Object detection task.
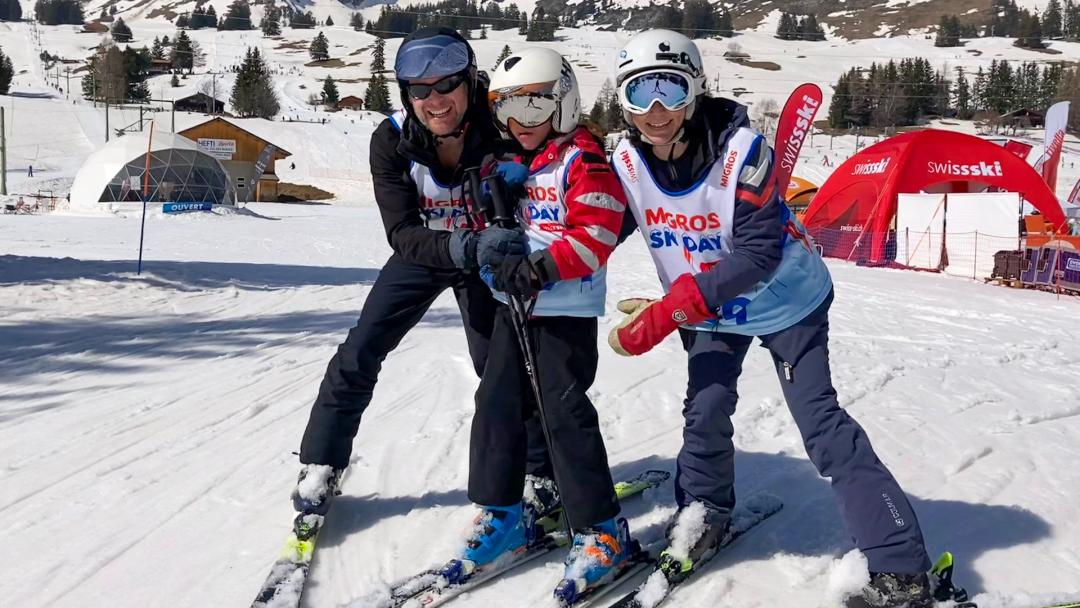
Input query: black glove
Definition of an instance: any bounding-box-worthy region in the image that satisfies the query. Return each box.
[448,229,477,271]
[487,254,540,299]
[476,226,528,269]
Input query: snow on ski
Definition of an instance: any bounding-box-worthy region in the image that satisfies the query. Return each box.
[352,470,670,608]
[604,493,784,608]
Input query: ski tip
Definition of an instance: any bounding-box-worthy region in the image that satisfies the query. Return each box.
[553,577,584,606]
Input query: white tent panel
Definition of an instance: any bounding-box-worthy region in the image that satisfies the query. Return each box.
[896,193,945,270]
[943,192,1022,279]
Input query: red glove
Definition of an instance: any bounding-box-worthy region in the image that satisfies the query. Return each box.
[608,274,713,356]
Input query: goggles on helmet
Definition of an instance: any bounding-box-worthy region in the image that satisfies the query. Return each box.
[620,69,693,115]
[489,81,559,129]
[394,34,472,81]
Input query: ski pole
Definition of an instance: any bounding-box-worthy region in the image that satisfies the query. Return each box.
[484,172,566,528]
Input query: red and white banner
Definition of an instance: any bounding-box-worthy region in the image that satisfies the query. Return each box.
[1003,139,1033,161]
[1068,176,1080,207]
[774,83,823,189]
[1041,101,1070,192]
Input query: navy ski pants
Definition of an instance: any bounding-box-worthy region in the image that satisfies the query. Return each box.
[676,290,931,574]
[299,254,552,476]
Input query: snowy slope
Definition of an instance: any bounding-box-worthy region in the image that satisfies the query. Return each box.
[1,203,1079,608]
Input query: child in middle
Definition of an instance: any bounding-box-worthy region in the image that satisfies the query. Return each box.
[441,47,633,604]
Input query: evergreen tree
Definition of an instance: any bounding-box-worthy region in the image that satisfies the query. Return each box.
[1065,0,1080,39]
[953,67,973,119]
[0,0,23,21]
[776,12,796,40]
[527,6,555,41]
[656,0,681,30]
[372,36,386,71]
[1015,11,1045,48]
[170,73,180,87]
[151,37,165,60]
[518,14,528,36]
[494,44,511,69]
[231,47,280,118]
[175,13,189,28]
[682,0,717,39]
[34,0,84,25]
[261,2,281,36]
[364,73,392,112]
[98,7,107,21]
[220,0,251,30]
[972,65,988,110]
[604,84,623,132]
[291,10,316,28]
[588,83,608,126]
[206,5,218,28]
[322,74,340,107]
[0,47,12,95]
[1044,0,1064,38]
[350,12,363,30]
[326,15,334,26]
[111,17,133,42]
[310,31,330,61]
[935,15,962,47]
[171,30,195,74]
[717,6,733,37]
[1056,65,1080,131]
[122,46,152,102]
[828,72,851,127]
[798,13,826,41]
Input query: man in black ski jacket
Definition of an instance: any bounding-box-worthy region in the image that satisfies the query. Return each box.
[293,28,554,514]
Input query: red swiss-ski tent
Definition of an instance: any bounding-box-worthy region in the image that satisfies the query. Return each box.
[802,129,1068,264]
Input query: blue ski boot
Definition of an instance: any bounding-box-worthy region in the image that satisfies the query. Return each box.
[291,464,343,515]
[553,517,634,605]
[440,502,536,585]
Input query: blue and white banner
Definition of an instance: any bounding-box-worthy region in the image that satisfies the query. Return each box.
[163,202,213,213]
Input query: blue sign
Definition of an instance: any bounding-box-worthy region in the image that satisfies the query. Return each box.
[163,202,213,213]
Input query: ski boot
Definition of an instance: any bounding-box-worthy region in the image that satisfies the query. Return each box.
[656,501,732,584]
[440,502,537,585]
[553,517,634,605]
[845,572,936,608]
[291,464,343,516]
[524,474,563,534]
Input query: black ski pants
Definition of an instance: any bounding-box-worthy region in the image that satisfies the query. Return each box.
[469,305,619,530]
[300,254,553,476]
[676,290,931,574]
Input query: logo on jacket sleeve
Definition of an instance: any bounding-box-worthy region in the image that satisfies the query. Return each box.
[719,150,739,187]
[619,149,639,183]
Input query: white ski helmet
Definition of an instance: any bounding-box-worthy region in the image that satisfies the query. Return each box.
[614,29,707,121]
[488,47,581,137]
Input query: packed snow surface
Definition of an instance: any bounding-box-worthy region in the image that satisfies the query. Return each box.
[2,203,1079,607]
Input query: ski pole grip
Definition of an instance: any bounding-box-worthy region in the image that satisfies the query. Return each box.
[483,174,517,229]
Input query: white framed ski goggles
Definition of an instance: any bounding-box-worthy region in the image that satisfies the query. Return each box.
[620,69,693,115]
[489,81,558,128]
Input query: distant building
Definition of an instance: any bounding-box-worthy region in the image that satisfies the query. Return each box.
[337,95,364,111]
[150,58,173,75]
[179,117,292,202]
[175,92,226,115]
[997,108,1045,129]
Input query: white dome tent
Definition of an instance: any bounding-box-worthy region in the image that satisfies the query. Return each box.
[69,130,234,211]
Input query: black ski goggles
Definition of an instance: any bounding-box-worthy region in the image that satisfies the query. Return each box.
[405,73,467,100]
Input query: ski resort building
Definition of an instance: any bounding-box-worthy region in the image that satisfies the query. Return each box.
[178,118,292,203]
